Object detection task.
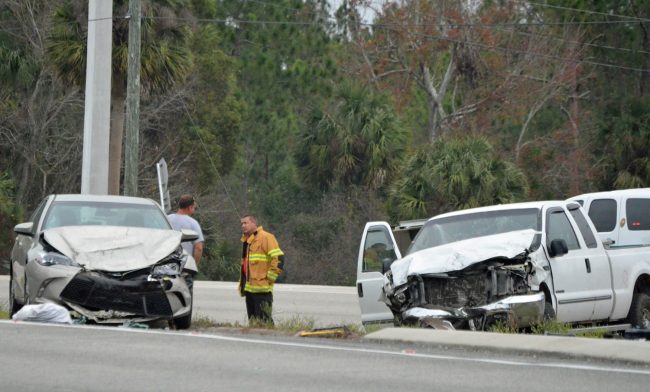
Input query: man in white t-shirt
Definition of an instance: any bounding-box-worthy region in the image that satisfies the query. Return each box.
[167,194,204,264]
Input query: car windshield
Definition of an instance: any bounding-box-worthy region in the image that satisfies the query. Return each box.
[42,201,171,230]
[407,208,541,254]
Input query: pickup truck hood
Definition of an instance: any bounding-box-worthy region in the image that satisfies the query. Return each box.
[43,226,181,271]
[389,229,537,286]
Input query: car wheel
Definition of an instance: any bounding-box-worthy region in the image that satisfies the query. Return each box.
[9,266,23,316]
[627,292,650,329]
[173,300,192,330]
[173,280,193,330]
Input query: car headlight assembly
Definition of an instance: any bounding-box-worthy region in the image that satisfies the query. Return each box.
[151,262,181,277]
[35,252,80,267]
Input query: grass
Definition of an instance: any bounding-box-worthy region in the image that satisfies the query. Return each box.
[489,318,608,339]
[189,312,367,338]
[0,301,9,320]
[530,319,572,335]
[488,320,520,334]
[2,304,610,340]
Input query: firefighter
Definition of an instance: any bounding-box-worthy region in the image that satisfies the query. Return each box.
[239,214,284,325]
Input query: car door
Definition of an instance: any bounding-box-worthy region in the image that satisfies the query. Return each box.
[11,197,49,303]
[545,207,596,323]
[357,222,401,324]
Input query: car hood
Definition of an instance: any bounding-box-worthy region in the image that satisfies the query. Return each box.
[43,226,182,271]
[389,229,537,286]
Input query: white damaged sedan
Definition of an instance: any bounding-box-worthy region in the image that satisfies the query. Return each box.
[9,194,198,328]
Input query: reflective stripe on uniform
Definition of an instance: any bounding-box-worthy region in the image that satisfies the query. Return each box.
[249,253,268,262]
[244,284,273,293]
[268,248,284,257]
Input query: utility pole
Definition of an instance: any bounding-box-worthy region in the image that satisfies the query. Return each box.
[124,0,141,196]
[81,0,113,195]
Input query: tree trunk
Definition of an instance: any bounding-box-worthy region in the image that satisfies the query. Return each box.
[16,161,30,206]
[109,82,126,195]
[641,21,650,96]
[569,63,580,196]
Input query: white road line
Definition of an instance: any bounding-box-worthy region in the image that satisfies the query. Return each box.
[3,320,649,376]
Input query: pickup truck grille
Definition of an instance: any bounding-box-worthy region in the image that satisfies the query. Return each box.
[420,269,528,308]
[422,274,487,308]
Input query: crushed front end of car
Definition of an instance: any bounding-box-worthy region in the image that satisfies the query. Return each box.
[383,230,545,330]
[26,226,195,326]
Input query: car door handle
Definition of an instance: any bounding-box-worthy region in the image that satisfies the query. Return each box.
[357,283,364,298]
[585,258,591,273]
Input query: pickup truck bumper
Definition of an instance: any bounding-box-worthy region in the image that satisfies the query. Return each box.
[401,292,546,330]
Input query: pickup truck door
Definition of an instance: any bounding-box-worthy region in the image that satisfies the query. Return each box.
[356,222,401,324]
[546,207,598,322]
[567,205,615,320]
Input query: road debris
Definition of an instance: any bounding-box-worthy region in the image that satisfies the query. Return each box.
[298,326,351,338]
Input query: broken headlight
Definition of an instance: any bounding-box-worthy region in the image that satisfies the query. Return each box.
[151,262,181,277]
[35,251,80,267]
[150,246,186,279]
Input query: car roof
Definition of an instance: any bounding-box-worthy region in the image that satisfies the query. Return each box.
[429,200,568,221]
[51,194,158,205]
[569,188,650,200]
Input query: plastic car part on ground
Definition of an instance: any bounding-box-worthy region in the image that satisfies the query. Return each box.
[12,303,72,324]
[298,326,351,338]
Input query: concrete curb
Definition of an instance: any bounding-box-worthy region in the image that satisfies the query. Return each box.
[363,327,650,365]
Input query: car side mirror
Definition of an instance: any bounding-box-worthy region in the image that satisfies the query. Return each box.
[14,222,34,237]
[180,229,199,242]
[549,239,568,257]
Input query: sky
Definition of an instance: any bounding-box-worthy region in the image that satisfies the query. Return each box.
[329,0,381,23]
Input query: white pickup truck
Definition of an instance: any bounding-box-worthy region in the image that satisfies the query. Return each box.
[357,197,650,330]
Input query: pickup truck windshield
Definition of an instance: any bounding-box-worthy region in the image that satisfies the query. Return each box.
[408,208,541,254]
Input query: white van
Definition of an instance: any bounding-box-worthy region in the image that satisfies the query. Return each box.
[569,188,650,247]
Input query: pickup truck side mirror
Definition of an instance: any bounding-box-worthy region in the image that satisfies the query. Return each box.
[549,239,568,258]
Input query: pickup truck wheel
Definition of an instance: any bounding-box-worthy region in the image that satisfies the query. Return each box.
[543,301,556,321]
[627,293,650,329]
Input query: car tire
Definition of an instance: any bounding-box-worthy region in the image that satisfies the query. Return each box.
[626,292,650,329]
[173,302,192,330]
[173,281,193,330]
[9,267,23,316]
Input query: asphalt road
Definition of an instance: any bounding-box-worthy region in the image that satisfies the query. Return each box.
[0,275,362,327]
[1,321,649,392]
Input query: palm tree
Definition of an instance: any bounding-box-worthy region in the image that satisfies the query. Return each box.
[390,136,529,219]
[46,0,192,194]
[295,83,407,191]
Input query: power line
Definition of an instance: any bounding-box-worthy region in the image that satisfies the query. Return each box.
[400,26,649,73]
[4,8,649,73]
[476,24,650,57]
[524,1,650,23]
[178,102,242,220]
[140,15,650,73]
